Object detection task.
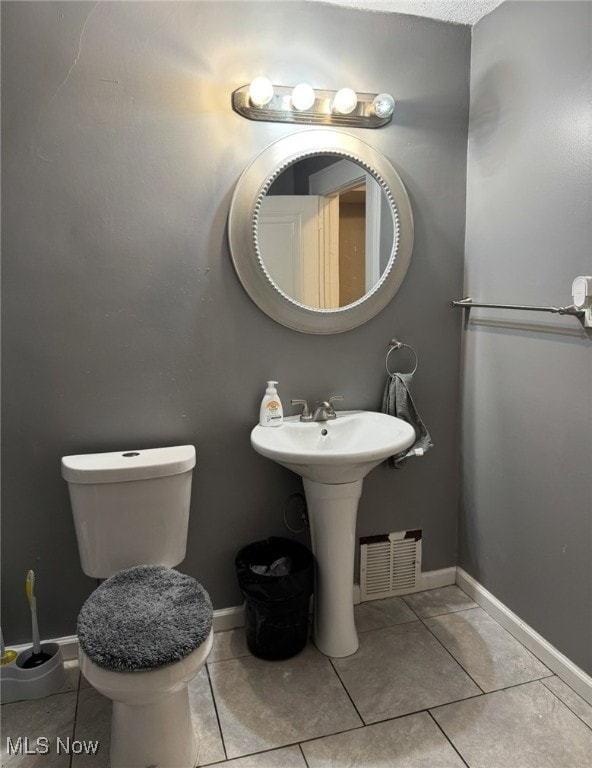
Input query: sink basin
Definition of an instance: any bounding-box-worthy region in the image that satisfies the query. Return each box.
[251,410,416,484]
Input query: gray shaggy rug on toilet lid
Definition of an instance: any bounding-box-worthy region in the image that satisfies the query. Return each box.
[77,565,213,672]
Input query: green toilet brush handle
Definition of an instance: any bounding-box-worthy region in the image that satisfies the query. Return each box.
[26,570,41,654]
[22,570,53,669]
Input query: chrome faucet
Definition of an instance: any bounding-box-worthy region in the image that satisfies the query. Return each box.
[291,396,344,422]
[312,396,344,422]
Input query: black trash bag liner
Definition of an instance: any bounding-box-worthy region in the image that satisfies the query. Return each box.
[249,555,291,577]
[235,537,314,660]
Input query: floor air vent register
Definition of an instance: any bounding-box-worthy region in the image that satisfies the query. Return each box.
[360,529,422,600]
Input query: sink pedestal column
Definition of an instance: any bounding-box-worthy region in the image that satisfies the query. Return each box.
[303,478,363,658]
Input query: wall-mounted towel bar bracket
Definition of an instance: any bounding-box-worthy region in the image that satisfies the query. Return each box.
[452,298,590,329]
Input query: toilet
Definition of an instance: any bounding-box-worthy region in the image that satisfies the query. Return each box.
[61,445,213,768]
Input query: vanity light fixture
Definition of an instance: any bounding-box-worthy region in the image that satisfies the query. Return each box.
[233,81,395,128]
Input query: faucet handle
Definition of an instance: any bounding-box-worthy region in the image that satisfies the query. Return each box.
[328,395,345,409]
[291,399,312,422]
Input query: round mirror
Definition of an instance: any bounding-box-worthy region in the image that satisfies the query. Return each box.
[228,130,413,334]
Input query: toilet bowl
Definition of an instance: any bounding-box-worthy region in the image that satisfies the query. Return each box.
[76,563,213,768]
[79,630,214,768]
[61,445,213,768]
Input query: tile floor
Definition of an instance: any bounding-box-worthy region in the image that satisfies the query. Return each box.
[2,585,592,767]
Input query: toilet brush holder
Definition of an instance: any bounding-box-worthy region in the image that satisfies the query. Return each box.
[0,642,65,704]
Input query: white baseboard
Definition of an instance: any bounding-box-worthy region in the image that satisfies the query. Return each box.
[212,605,245,632]
[417,566,457,592]
[456,567,592,706]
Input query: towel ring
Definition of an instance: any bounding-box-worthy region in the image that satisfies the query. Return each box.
[385,339,418,377]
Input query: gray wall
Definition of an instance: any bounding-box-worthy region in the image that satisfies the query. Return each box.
[461,1,592,674]
[1,1,470,642]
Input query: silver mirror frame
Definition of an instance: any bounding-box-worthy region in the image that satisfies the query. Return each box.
[228,130,414,334]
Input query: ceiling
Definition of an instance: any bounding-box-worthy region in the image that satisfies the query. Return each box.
[311,0,505,25]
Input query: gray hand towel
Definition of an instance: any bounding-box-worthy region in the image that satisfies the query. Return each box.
[382,372,433,468]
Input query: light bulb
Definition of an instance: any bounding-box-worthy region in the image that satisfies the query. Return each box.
[372,92,395,119]
[291,83,316,111]
[248,77,274,107]
[332,87,358,115]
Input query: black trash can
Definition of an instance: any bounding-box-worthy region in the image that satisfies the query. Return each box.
[235,537,314,660]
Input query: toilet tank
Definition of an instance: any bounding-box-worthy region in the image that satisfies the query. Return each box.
[61,445,196,578]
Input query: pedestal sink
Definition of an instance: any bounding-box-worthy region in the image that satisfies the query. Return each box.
[251,411,415,658]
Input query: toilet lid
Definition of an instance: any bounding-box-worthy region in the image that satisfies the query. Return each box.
[77,565,213,672]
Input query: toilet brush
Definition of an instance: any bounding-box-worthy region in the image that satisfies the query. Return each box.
[22,571,53,668]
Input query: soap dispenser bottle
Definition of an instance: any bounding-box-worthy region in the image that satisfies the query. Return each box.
[259,381,284,427]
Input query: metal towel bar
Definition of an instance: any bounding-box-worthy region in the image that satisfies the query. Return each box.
[452,297,585,324]
[452,297,582,315]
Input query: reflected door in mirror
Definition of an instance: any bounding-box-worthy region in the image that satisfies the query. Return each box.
[259,196,339,308]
